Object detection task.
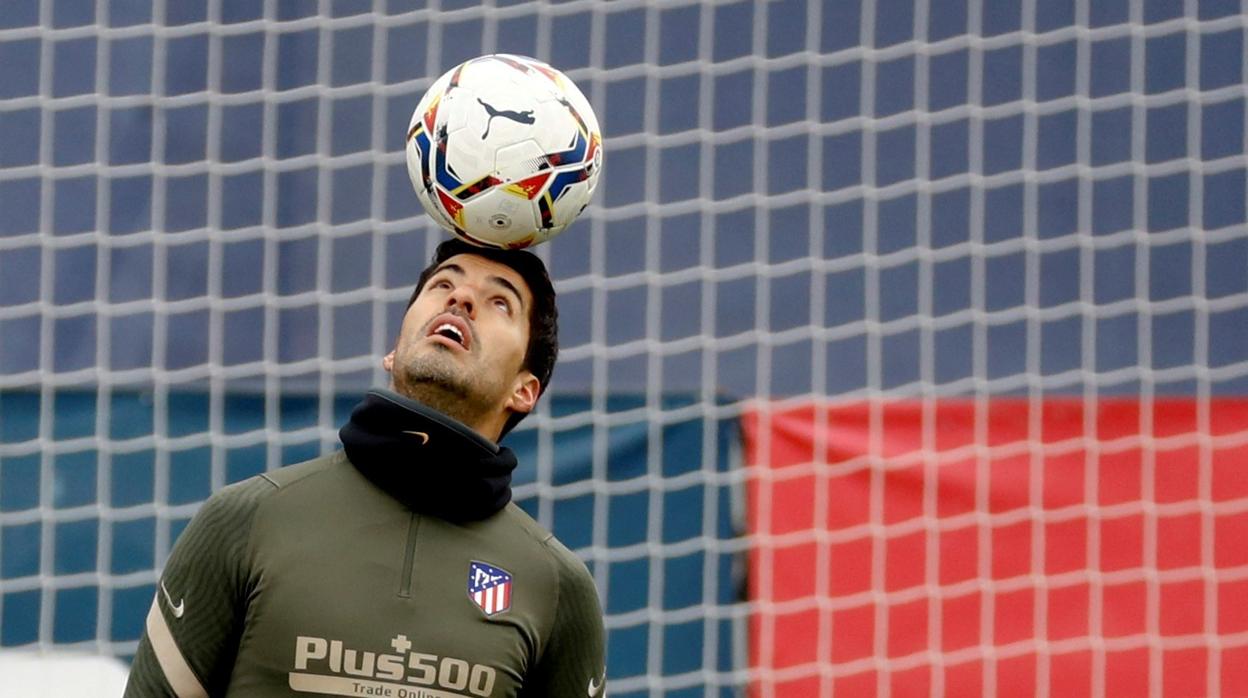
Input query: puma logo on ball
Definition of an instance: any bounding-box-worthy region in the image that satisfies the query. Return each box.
[478,98,536,139]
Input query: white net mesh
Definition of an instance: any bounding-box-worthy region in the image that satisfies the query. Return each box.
[2,1,1247,697]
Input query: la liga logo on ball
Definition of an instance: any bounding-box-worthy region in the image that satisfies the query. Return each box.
[405,54,603,250]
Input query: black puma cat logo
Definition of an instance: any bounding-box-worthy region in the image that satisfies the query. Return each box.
[478,98,536,138]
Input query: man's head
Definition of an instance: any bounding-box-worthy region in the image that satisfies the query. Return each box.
[382,239,558,441]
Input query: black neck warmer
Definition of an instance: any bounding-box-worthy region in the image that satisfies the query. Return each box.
[338,389,517,522]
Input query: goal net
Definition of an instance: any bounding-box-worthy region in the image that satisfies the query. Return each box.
[1,2,1247,697]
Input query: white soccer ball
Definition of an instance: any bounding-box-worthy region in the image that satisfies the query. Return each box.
[405,54,603,250]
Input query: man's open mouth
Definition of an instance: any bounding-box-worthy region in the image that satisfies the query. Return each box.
[427,314,471,350]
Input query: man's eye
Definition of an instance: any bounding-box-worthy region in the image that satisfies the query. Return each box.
[434,280,452,290]
[493,298,510,313]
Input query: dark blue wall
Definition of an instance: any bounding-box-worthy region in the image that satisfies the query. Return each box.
[2,1,1245,398]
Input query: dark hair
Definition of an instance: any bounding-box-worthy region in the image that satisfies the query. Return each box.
[408,238,558,438]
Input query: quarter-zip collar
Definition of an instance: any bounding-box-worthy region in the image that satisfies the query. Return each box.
[338,389,517,521]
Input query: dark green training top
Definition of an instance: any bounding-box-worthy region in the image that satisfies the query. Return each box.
[125,390,606,698]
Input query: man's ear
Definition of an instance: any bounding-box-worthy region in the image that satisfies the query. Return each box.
[506,371,541,415]
[382,350,395,374]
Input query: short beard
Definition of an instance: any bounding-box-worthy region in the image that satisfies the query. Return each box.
[392,351,494,427]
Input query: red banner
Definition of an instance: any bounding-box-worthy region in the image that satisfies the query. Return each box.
[743,398,1248,697]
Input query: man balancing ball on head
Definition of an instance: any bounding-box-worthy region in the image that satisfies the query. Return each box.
[125,239,606,698]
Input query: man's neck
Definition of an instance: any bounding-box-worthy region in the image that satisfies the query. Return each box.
[391,383,503,443]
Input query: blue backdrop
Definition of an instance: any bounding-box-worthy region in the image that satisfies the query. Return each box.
[1,1,1245,396]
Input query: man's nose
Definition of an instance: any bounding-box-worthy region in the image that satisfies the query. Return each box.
[445,285,476,316]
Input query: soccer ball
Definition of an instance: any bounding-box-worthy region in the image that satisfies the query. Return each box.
[405,54,603,250]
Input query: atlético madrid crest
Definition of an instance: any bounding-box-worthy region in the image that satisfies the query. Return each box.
[467,561,512,616]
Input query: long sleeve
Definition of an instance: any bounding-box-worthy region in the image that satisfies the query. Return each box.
[519,547,607,698]
[124,477,273,697]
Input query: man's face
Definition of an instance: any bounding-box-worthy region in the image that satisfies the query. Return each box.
[383,253,539,436]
